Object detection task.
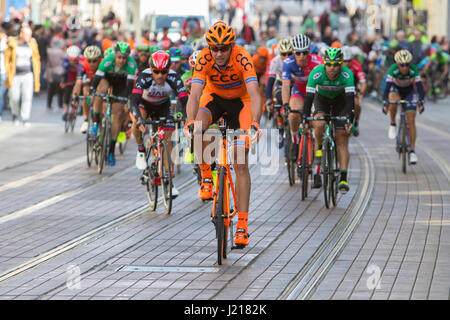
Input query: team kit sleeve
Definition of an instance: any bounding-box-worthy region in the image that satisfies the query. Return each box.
[342,68,356,121]
[125,57,138,96]
[383,64,396,101]
[129,71,149,125]
[239,48,258,86]
[265,58,279,99]
[302,67,321,118]
[191,49,209,87]
[91,56,110,90]
[168,73,189,108]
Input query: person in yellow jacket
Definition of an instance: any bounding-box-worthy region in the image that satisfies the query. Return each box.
[4,25,40,126]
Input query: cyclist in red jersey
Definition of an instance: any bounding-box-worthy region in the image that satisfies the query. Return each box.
[342,46,366,136]
[281,34,323,145]
[72,46,102,134]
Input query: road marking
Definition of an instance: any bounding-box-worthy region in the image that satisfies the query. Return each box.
[0,156,85,193]
[118,265,221,273]
[0,164,134,226]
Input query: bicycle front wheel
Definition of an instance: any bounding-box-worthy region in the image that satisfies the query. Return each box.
[330,144,338,207]
[145,145,158,211]
[214,166,227,265]
[322,140,330,209]
[97,120,110,174]
[400,120,407,174]
[160,139,173,215]
[86,111,95,167]
[300,133,309,200]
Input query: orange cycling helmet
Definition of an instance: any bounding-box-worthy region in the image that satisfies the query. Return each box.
[205,20,236,46]
[331,41,342,48]
[257,46,269,58]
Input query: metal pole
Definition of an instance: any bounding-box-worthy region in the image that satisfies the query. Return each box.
[135,0,141,43]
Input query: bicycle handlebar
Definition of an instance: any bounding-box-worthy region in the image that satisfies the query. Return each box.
[305,115,349,122]
[143,117,182,125]
[93,93,129,104]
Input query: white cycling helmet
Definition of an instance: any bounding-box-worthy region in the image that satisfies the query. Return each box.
[291,34,310,52]
[342,46,353,61]
[67,45,81,59]
[189,50,201,68]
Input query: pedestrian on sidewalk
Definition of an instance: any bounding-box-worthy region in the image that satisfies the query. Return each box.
[4,25,41,126]
[45,37,65,111]
[0,28,7,123]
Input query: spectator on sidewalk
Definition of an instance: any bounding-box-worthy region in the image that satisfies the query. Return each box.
[329,5,340,31]
[240,15,255,44]
[301,11,316,35]
[318,10,330,38]
[265,13,277,30]
[45,37,65,111]
[4,25,40,126]
[0,28,6,123]
[273,5,284,29]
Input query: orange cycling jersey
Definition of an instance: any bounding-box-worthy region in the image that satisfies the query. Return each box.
[191,45,258,100]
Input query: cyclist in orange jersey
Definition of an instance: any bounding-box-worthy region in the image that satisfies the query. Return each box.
[184,20,263,248]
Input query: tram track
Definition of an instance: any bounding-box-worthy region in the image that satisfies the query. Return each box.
[277,138,375,299]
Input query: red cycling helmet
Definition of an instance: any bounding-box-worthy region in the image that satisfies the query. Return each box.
[149,50,171,70]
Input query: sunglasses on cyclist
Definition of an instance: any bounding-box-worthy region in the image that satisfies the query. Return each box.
[294,51,309,56]
[281,52,292,57]
[210,45,231,53]
[116,55,128,60]
[152,69,168,75]
[325,61,342,67]
[87,59,99,63]
[399,63,410,67]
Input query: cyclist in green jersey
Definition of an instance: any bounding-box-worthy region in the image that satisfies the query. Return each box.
[91,42,137,166]
[302,48,355,193]
[382,49,425,165]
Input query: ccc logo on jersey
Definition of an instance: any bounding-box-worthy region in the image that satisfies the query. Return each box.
[195,53,213,72]
[235,53,253,71]
[210,74,240,83]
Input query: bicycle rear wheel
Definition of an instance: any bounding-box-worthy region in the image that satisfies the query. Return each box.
[400,120,407,174]
[86,111,95,167]
[160,139,173,215]
[287,141,297,186]
[144,145,158,211]
[300,134,309,200]
[97,120,110,174]
[214,166,227,265]
[330,144,338,207]
[322,140,330,209]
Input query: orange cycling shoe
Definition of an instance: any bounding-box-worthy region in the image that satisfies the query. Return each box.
[199,178,213,200]
[234,212,250,248]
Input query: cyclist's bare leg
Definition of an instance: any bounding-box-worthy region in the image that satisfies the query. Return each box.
[288,97,304,142]
[82,84,90,119]
[194,109,213,169]
[111,102,125,142]
[335,129,350,171]
[312,113,326,151]
[405,111,416,150]
[388,92,399,124]
[233,147,250,213]
[354,96,361,123]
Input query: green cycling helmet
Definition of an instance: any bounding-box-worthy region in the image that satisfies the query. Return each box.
[389,39,399,49]
[104,47,114,57]
[324,47,343,62]
[114,42,131,56]
[150,46,160,54]
[136,44,150,52]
